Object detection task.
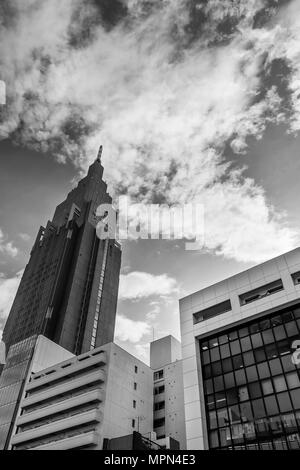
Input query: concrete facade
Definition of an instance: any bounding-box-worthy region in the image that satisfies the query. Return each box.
[179,247,300,449]
[8,335,189,450]
[151,335,187,449]
[9,340,153,450]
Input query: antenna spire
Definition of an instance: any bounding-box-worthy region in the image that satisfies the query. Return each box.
[96,145,103,162]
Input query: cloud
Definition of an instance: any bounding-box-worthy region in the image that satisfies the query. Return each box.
[114,313,151,343]
[119,271,179,300]
[134,343,150,364]
[19,233,31,242]
[0,0,299,262]
[0,270,23,326]
[0,229,18,258]
[146,301,161,321]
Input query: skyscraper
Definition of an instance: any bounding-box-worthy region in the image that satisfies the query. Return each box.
[3,146,121,356]
[0,147,121,449]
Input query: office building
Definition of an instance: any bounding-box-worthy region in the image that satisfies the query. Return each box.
[150,335,187,449]
[179,247,300,450]
[9,339,153,450]
[6,335,187,450]
[3,146,121,356]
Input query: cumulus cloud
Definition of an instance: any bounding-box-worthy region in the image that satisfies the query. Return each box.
[114,313,151,343]
[0,0,299,262]
[0,229,18,258]
[146,301,161,321]
[134,343,150,364]
[0,270,23,325]
[119,271,179,300]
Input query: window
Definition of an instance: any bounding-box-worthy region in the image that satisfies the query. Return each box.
[154,370,164,381]
[209,411,218,429]
[220,343,231,359]
[269,359,282,376]
[132,419,135,428]
[154,401,165,411]
[273,325,286,341]
[211,362,222,376]
[222,358,233,374]
[248,382,261,399]
[230,340,241,356]
[264,395,279,416]
[134,382,137,391]
[240,336,251,352]
[210,347,220,362]
[154,385,165,395]
[134,366,138,374]
[243,351,255,367]
[277,392,292,413]
[251,333,263,349]
[194,299,232,324]
[239,279,284,306]
[253,347,266,363]
[290,389,300,409]
[291,271,300,285]
[153,417,165,428]
[261,379,273,395]
[209,430,219,448]
[133,400,136,409]
[217,408,228,426]
[200,305,300,449]
[273,376,287,393]
[286,372,300,389]
[285,321,298,337]
[224,372,235,389]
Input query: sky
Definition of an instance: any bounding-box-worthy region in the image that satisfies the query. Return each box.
[0,0,300,363]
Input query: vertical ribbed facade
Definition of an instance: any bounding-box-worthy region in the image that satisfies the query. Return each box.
[3,153,121,356]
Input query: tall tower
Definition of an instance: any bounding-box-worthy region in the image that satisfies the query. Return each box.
[0,147,121,449]
[2,147,121,356]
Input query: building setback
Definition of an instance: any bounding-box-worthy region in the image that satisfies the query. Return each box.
[179,247,300,450]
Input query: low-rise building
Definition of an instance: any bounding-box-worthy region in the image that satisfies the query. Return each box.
[9,340,153,450]
[151,335,187,449]
[179,247,300,450]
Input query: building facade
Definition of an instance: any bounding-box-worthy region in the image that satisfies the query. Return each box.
[150,335,187,449]
[179,247,300,450]
[6,335,188,450]
[8,340,153,450]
